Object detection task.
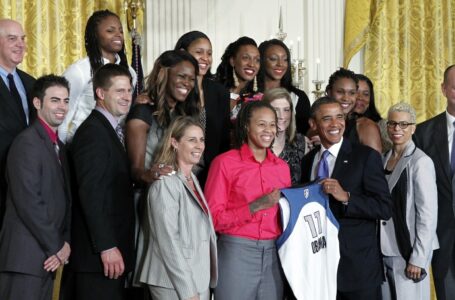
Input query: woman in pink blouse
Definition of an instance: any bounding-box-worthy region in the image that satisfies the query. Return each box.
[205,101,291,300]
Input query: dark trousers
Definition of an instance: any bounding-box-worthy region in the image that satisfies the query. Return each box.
[337,285,382,300]
[0,271,53,300]
[73,272,127,300]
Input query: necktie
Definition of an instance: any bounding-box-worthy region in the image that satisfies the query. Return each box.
[115,124,125,147]
[54,142,61,165]
[317,150,330,179]
[7,73,27,124]
[451,121,455,175]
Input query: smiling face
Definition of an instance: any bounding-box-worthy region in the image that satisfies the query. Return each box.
[387,111,415,147]
[173,125,205,168]
[270,97,291,132]
[247,107,277,151]
[96,15,124,58]
[309,103,345,149]
[96,75,132,118]
[186,37,212,77]
[34,85,69,131]
[166,60,196,108]
[328,77,358,115]
[0,20,26,72]
[230,44,260,82]
[264,45,288,82]
[354,80,371,115]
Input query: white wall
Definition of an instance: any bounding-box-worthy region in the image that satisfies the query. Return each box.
[144,0,363,101]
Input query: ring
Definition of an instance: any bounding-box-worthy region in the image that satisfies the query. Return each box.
[158,163,164,169]
[64,260,69,265]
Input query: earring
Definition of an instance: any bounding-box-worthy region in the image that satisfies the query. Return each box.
[173,147,177,153]
[233,70,239,88]
[253,76,258,92]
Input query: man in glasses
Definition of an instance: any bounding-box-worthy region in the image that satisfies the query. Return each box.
[414,64,455,300]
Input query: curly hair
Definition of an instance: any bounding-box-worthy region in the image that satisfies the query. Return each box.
[85,10,129,75]
[144,50,200,127]
[234,101,277,149]
[215,36,258,94]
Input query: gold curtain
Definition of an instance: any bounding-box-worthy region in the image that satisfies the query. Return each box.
[0,0,137,77]
[363,0,455,123]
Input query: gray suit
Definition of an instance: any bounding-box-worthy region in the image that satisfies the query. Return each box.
[137,172,217,299]
[380,140,439,299]
[0,121,71,299]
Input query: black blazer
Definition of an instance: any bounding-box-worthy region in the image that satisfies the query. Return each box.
[197,77,230,188]
[0,121,71,277]
[414,112,454,281]
[301,139,392,292]
[0,69,35,227]
[69,110,135,273]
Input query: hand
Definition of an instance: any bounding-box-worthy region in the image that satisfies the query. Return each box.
[135,93,152,104]
[249,188,281,213]
[320,178,349,202]
[101,247,125,279]
[308,135,321,148]
[145,163,174,182]
[43,241,71,272]
[406,263,422,280]
[186,295,200,300]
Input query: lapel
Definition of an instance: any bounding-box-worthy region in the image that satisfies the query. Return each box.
[331,139,352,179]
[92,110,126,155]
[179,172,210,216]
[17,69,36,122]
[433,113,451,182]
[383,141,416,190]
[0,74,27,125]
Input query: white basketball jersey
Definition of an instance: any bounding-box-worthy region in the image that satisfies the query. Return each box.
[277,183,340,300]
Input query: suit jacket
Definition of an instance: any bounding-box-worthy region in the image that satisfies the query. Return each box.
[0,120,71,277]
[414,112,454,280]
[380,141,439,268]
[69,110,135,273]
[197,77,230,188]
[0,69,35,228]
[301,139,392,292]
[138,172,217,300]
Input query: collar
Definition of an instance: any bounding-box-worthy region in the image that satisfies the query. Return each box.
[0,65,17,78]
[446,110,455,130]
[102,54,121,65]
[95,106,119,129]
[239,143,279,163]
[319,137,343,159]
[38,117,58,143]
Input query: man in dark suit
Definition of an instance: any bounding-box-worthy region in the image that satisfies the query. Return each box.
[69,64,135,300]
[301,97,392,300]
[0,19,36,229]
[414,64,455,300]
[0,75,71,300]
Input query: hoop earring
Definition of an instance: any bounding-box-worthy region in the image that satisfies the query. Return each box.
[233,70,239,88]
[253,76,258,92]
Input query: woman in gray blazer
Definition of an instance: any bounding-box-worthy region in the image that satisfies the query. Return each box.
[137,116,217,300]
[380,102,439,300]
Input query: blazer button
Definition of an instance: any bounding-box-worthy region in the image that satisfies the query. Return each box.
[382,221,386,225]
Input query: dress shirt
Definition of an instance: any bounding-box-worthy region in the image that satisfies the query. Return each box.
[95,106,119,130]
[58,55,137,143]
[37,117,58,144]
[0,66,29,124]
[205,143,291,240]
[310,138,344,180]
[446,111,455,159]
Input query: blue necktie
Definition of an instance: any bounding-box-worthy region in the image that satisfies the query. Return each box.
[7,73,26,124]
[451,121,455,176]
[317,150,330,179]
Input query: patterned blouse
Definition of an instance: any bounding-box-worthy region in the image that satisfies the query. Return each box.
[276,133,307,185]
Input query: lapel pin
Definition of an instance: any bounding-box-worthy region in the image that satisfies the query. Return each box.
[343,160,348,163]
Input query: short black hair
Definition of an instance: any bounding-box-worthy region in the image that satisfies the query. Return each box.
[355,73,382,122]
[234,101,277,148]
[33,74,70,101]
[326,67,358,93]
[92,63,132,100]
[310,96,340,118]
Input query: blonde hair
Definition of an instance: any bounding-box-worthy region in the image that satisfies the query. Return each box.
[387,102,417,123]
[262,87,296,143]
[153,116,203,170]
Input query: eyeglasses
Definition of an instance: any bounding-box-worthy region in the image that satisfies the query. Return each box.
[386,121,415,129]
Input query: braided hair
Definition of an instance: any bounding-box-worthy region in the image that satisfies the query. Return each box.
[325,67,359,94]
[85,10,129,75]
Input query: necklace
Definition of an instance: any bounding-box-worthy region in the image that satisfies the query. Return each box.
[185,175,192,182]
